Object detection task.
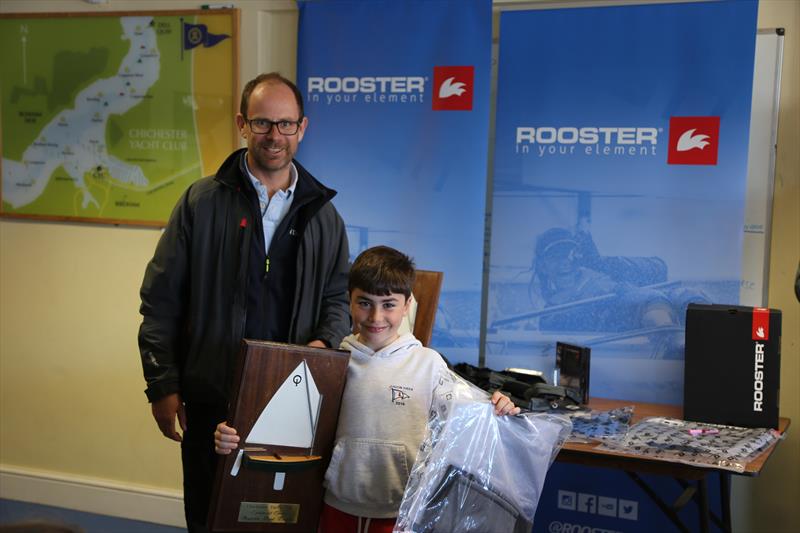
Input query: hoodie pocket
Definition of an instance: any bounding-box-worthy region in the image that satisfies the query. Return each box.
[324,438,410,507]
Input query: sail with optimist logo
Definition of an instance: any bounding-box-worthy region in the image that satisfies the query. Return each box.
[231,359,323,475]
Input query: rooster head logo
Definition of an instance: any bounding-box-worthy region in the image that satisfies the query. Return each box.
[438,77,467,99]
[676,129,711,152]
[432,66,474,111]
[667,116,720,165]
[752,308,770,341]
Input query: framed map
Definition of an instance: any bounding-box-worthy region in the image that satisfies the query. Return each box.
[0,9,239,227]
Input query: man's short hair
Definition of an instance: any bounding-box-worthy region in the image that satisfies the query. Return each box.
[240,72,304,118]
[349,246,416,299]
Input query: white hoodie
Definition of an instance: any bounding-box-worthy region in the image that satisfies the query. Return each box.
[323,332,448,518]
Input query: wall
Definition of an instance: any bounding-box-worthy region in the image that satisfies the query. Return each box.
[0,0,297,526]
[1,0,797,530]
[732,1,800,531]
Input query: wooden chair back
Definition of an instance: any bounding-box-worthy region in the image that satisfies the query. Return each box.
[410,270,444,346]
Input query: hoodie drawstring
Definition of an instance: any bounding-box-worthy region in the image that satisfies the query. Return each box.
[356,516,372,533]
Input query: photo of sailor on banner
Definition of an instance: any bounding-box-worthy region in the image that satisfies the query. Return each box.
[492,205,709,358]
[487,184,726,403]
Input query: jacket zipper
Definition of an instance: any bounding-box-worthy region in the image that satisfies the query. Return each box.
[235,185,258,343]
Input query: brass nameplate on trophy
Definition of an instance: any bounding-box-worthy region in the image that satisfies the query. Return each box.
[208,340,350,532]
[238,502,300,524]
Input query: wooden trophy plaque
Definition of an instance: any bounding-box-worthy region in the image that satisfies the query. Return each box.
[208,340,350,532]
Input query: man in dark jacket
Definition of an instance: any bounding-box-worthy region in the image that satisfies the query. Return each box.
[138,72,350,532]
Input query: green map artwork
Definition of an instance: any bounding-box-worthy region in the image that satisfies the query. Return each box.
[0,10,237,226]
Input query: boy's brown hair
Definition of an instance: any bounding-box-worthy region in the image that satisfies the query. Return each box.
[349,246,415,299]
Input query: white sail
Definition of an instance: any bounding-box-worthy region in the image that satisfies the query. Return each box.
[245,360,321,448]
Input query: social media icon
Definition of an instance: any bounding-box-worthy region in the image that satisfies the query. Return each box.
[618,499,639,520]
[578,493,597,514]
[598,496,617,517]
[557,490,576,511]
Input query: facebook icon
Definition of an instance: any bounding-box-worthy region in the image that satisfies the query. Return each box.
[578,493,597,514]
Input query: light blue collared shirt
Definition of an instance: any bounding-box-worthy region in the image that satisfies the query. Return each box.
[244,157,298,252]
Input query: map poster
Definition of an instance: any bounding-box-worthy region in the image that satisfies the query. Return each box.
[0,10,239,227]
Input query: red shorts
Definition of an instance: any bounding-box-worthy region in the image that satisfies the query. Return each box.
[318,503,396,533]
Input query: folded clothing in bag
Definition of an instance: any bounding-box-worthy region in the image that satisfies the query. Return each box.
[395,370,571,533]
[411,465,530,533]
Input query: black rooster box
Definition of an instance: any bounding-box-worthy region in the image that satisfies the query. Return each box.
[684,303,781,429]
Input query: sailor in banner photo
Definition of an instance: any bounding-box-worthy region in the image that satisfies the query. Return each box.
[215,246,520,532]
[527,223,709,358]
[137,72,350,533]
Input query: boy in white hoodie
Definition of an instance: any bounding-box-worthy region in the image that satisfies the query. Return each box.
[215,246,519,532]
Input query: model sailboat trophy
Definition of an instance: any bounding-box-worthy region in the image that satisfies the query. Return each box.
[208,340,350,532]
[237,359,322,481]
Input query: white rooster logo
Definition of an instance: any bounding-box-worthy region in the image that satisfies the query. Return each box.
[756,326,765,339]
[676,129,711,151]
[438,77,466,99]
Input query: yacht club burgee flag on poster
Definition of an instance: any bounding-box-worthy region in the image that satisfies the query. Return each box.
[297,0,492,361]
[488,0,758,406]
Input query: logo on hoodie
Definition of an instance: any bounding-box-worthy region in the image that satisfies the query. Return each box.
[667,116,720,165]
[390,385,412,405]
[432,66,474,111]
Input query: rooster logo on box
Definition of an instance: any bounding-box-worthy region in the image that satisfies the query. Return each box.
[433,66,474,111]
[667,116,720,165]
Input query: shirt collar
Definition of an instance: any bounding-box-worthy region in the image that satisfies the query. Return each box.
[244,155,298,198]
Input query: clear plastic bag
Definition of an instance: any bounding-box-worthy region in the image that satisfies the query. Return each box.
[596,416,781,473]
[394,369,572,533]
[567,405,635,443]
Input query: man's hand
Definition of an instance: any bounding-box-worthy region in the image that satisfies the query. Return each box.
[215,422,240,455]
[307,339,326,348]
[151,393,187,442]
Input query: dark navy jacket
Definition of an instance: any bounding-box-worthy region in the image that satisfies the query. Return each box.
[138,149,350,405]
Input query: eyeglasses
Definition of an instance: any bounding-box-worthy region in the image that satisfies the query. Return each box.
[245,117,302,135]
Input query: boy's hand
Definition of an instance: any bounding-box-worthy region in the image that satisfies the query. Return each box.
[214,422,240,455]
[491,391,521,416]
